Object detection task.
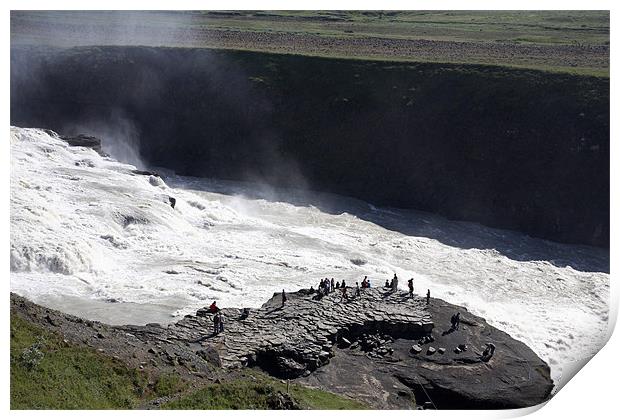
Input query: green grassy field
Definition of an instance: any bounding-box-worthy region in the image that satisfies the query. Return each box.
[10,313,367,409]
[162,371,368,410]
[10,314,148,409]
[11,10,609,76]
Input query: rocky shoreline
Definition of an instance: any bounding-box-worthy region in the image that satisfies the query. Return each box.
[10,288,553,409]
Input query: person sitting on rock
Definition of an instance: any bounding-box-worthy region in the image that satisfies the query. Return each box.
[481,342,496,361]
[362,275,368,288]
[336,281,340,289]
[208,301,219,314]
[340,286,348,302]
[408,278,414,298]
[385,279,390,288]
[355,282,361,297]
[281,289,287,307]
[341,279,346,289]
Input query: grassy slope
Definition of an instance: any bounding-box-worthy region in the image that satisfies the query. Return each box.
[10,313,367,409]
[10,10,609,76]
[162,370,368,410]
[10,314,148,409]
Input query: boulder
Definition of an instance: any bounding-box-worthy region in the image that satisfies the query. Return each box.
[274,357,307,378]
[411,345,423,354]
[196,347,221,367]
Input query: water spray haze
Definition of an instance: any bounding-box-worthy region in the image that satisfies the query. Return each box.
[61,112,145,170]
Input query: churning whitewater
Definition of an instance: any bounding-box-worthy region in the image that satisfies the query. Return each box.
[10,127,609,387]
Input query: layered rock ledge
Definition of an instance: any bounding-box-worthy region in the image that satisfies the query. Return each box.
[10,288,553,409]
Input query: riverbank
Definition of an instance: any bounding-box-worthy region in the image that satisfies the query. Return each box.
[10,287,553,409]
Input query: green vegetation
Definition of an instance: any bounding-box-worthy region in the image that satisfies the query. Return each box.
[11,10,609,76]
[10,314,148,409]
[163,371,368,410]
[11,313,366,409]
[198,10,610,46]
[153,373,188,398]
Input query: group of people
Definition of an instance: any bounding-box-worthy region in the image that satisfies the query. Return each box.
[385,273,399,291]
[207,272,430,336]
[314,273,429,303]
[314,277,371,302]
[207,301,225,334]
[317,277,349,296]
[383,274,417,299]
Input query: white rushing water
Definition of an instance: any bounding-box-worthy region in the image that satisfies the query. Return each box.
[10,127,610,388]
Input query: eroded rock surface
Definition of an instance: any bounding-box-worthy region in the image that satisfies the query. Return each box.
[10,288,553,409]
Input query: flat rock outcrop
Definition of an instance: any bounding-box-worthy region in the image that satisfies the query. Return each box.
[59,133,104,155]
[10,287,553,409]
[298,291,554,409]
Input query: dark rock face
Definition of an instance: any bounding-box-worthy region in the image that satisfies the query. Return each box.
[10,46,609,247]
[298,296,554,410]
[11,289,553,409]
[59,133,104,155]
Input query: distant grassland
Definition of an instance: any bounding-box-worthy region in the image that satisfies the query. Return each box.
[201,10,610,45]
[11,10,609,76]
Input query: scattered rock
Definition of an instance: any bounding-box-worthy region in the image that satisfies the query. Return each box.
[427,346,436,355]
[266,391,300,410]
[411,345,423,354]
[44,314,57,326]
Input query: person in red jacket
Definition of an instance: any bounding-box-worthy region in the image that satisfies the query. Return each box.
[208,301,219,313]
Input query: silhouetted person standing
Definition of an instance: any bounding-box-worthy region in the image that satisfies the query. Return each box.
[213,311,220,335]
[426,289,431,305]
[408,278,414,298]
[281,289,287,307]
[219,312,225,333]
